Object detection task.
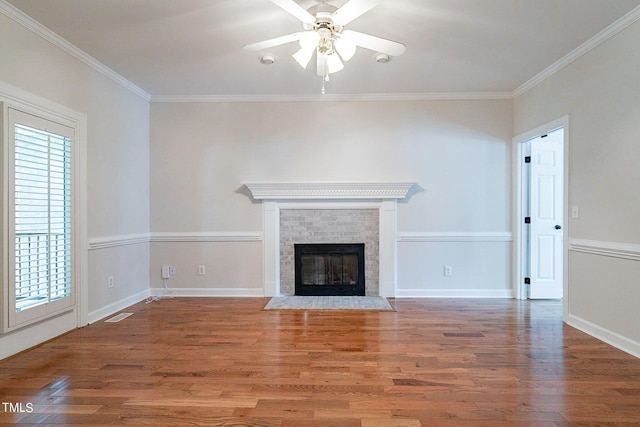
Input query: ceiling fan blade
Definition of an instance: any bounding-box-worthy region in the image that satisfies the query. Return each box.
[332,0,382,25]
[341,30,406,56]
[243,33,300,51]
[270,0,315,24]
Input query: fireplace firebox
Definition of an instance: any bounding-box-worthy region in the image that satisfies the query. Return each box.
[294,243,365,296]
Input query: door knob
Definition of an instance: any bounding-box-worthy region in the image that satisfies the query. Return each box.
[555,225,562,230]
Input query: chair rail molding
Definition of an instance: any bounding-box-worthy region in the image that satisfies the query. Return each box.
[569,238,640,261]
[397,231,512,242]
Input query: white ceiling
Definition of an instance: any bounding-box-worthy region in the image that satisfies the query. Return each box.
[5,0,640,97]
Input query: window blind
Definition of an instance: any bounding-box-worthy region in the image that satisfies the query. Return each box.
[14,123,72,313]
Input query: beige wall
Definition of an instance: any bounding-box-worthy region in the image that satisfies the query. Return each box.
[0,14,151,239]
[0,11,150,358]
[149,99,513,296]
[514,20,640,352]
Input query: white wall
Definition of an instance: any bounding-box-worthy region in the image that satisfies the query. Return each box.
[0,10,150,358]
[514,20,640,355]
[150,99,513,297]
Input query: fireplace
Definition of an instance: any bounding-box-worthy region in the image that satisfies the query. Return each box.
[295,243,365,296]
[281,209,378,296]
[242,182,415,297]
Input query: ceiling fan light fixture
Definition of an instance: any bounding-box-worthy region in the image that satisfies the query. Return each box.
[326,52,344,74]
[316,53,340,77]
[334,37,357,61]
[298,30,319,49]
[292,46,315,69]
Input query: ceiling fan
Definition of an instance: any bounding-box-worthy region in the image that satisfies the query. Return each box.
[244,0,406,89]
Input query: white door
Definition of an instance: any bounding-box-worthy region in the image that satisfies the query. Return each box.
[528,128,564,299]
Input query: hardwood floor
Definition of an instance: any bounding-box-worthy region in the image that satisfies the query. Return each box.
[1,298,640,426]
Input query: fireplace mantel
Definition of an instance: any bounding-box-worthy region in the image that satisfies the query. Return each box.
[243,182,414,200]
[244,182,415,297]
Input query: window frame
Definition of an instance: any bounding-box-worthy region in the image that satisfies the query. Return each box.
[1,90,87,334]
[8,109,75,328]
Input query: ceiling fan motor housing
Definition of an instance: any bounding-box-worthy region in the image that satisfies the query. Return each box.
[306,11,343,33]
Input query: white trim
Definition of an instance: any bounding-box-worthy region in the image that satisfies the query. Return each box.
[150,231,263,243]
[151,92,512,103]
[0,80,83,126]
[88,232,265,249]
[566,313,640,359]
[0,310,76,360]
[263,201,279,297]
[569,238,640,262]
[514,5,640,97]
[0,0,151,102]
[397,232,512,242]
[87,289,149,324]
[395,289,513,298]
[88,233,151,250]
[276,201,383,210]
[379,200,398,298]
[149,288,264,298]
[243,182,415,200]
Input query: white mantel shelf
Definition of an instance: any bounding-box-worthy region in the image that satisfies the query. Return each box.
[243,182,415,200]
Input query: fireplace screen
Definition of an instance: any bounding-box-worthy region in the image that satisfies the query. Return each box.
[294,243,365,296]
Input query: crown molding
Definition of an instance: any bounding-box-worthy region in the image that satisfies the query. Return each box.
[150,92,513,103]
[243,182,415,200]
[0,0,151,102]
[514,5,640,98]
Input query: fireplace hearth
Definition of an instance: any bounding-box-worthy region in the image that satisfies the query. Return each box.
[295,243,365,296]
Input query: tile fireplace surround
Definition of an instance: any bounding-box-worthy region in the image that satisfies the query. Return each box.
[243,182,414,297]
[281,210,377,296]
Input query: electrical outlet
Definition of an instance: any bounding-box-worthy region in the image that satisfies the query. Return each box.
[108,276,114,288]
[169,266,176,277]
[198,265,206,276]
[161,265,170,279]
[444,266,453,276]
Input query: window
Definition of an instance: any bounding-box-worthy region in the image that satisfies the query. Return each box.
[6,108,75,329]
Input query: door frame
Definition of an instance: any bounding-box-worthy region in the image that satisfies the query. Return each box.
[513,116,570,309]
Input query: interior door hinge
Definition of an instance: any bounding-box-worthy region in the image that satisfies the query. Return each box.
[524,277,531,284]
[524,217,531,224]
[524,156,531,163]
